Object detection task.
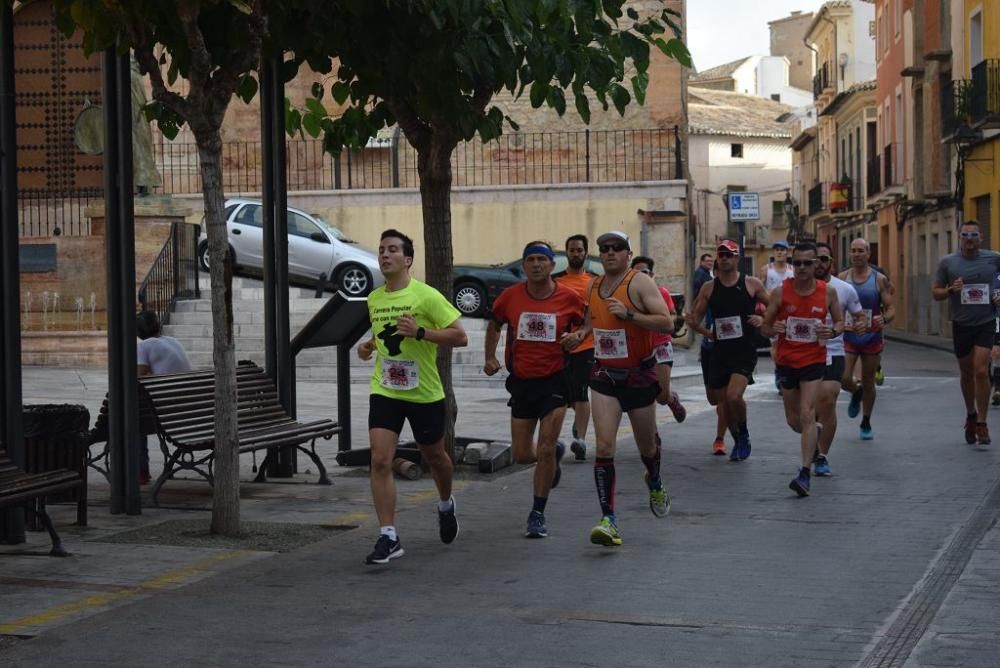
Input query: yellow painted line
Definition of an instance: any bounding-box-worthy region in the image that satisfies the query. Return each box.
[0,550,254,635]
[334,510,370,524]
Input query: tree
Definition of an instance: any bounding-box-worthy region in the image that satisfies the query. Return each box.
[288,0,691,451]
[55,0,271,535]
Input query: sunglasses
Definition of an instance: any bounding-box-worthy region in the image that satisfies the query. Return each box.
[599,243,627,253]
[817,255,832,262]
[792,259,816,267]
[717,251,736,259]
[960,231,981,239]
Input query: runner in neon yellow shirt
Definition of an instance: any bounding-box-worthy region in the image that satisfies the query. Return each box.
[357,229,467,565]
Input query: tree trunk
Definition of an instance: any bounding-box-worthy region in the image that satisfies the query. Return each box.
[196,133,241,536]
[417,135,458,457]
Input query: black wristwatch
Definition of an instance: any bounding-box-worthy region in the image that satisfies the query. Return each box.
[415,327,426,341]
[626,309,635,321]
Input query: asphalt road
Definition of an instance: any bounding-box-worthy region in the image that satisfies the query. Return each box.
[2,341,999,667]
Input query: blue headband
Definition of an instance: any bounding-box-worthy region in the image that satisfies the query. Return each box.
[523,244,554,260]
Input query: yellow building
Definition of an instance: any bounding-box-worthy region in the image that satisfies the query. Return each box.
[961,1,1000,241]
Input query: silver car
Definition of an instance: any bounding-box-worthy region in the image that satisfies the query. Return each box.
[198,199,383,296]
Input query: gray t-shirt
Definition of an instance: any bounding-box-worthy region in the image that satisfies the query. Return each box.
[137,336,193,375]
[935,250,1000,326]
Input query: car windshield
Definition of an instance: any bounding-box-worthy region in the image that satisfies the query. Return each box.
[311,214,354,243]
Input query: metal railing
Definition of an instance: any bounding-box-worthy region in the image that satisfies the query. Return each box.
[883,143,902,188]
[942,78,973,137]
[808,182,826,216]
[813,62,830,99]
[971,59,1000,125]
[17,188,101,237]
[866,154,881,197]
[137,222,201,326]
[154,127,685,195]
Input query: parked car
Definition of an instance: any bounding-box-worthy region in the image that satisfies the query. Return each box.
[452,252,605,317]
[198,199,383,296]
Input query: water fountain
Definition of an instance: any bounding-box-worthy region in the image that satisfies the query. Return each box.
[41,291,51,331]
[22,290,30,331]
[75,297,85,331]
[89,292,97,330]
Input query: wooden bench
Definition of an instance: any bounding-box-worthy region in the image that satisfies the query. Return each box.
[88,393,158,479]
[0,449,81,556]
[139,363,340,505]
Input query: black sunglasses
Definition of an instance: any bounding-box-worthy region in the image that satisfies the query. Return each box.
[599,243,627,253]
[717,251,736,259]
[817,255,832,262]
[792,259,816,267]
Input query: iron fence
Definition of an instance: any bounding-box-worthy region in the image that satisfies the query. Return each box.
[942,78,973,137]
[866,153,881,198]
[17,188,101,237]
[971,59,1000,125]
[808,182,825,216]
[137,221,201,326]
[154,127,684,196]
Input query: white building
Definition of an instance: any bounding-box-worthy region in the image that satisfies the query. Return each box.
[690,55,813,107]
[689,89,795,273]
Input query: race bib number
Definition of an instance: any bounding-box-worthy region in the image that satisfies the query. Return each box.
[380,359,419,390]
[516,312,557,342]
[594,328,628,359]
[785,317,819,343]
[715,316,743,341]
[654,342,673,364]
[961,283,990,305]
[861,309,873,328]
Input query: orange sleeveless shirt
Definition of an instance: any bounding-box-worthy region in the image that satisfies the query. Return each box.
[775,278,828,368]
[588,270,655,368]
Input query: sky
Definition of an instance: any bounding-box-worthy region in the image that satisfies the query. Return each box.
[686,0,828,72]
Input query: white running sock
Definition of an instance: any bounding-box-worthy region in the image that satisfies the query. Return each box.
[438,497,454,512]
[380,526,397,541]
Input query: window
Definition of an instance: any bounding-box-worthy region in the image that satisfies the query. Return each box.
[770,93,781,102]
[893,0,901,36]
[772,200,787,228]
[731,143,744,158]
[288,211,323,239]
[876,15,883,57]
[970,11,983,66]
[974,194,992,248]
[233,204,262,228]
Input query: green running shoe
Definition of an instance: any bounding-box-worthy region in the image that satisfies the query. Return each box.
[875,366,885,386]
[644,472,671,517]
[589,516,623,546]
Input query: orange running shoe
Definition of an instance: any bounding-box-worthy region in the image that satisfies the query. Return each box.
[976,422,991,445]
[712,438,726,456]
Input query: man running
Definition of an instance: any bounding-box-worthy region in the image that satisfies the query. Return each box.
[762,243,843,497]
[839,239,895,440]
[697,301,730,456]
[687,240,768,461]
[760,240,795,389]
[932,220,1000,445]
[358,229,468,564]
[812,242,863,476]
[631,255,686,423]
[484,241,585,538]
[555,234,599,461]
[585,230,673,547]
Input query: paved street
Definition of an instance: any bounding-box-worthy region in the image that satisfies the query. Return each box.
[2,340,1000,667]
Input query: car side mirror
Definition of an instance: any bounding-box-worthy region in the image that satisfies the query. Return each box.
[310,231,329,243]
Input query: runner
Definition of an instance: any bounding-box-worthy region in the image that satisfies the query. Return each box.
[869,262,894,386]
[484,241,586,538]
[932,220,1000,445]
[760,240,795,391]
[630,255,687,423]
[358,229,468,565]
[554,234,599,461]
[812,242,863,476]
[697,302,730,456]
[585,230,673,547]
[839,239,895,440]
[686,240,769,461]
[762,242,843,497]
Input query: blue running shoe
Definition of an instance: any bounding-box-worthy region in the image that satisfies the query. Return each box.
[848,388,863,419]
[551,441,566,488]
[525,510,548,538]
[738,432,751,460]
[813,455,831,476]
[860,425,874,441]
[789,467,811,497]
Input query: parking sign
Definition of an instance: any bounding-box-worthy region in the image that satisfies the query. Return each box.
[728,192,760,221]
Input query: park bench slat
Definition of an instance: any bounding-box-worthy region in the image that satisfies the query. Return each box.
[0,447,80,556]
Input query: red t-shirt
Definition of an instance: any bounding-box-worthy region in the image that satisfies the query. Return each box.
[491,282,586,379]
[652,286,675,347]
[775,278,828,369]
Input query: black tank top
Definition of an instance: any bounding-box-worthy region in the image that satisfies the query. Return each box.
[707,273,757,353]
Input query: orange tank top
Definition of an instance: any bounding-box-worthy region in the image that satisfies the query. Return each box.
[588,270,655,368]
[775,278,828,368]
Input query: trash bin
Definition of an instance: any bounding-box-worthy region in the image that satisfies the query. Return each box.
[22,404,90,527]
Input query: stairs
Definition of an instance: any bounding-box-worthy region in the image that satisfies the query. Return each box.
[164,276,506,385]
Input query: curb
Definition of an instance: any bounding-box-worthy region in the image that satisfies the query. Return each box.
[885,330,953,353]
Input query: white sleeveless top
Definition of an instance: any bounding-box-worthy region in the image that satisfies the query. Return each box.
[765,263,794,291]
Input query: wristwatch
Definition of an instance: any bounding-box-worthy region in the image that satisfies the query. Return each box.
[626,309,635,321]
[416,327,426,341]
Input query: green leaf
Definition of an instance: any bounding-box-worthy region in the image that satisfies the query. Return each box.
[630,72,648,105]
[285,108,302,137]
[608,83,630,115]
[158,120,180,141]
[311,82,325,100]
[657,37,692,67]
[331,81,350,105]
[305,97,328,117]
[302,113,322,138]
[281,58,300,83]
[504,115,521,132]
[546,87,566,115]
[574,92,591,124]
[227,0,254,15]
[529,81,549,108]
[626,7,639,20]
[237,75,258,104]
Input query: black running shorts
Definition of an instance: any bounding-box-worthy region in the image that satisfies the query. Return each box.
[823,355,845,383]
[368,394,446,445]
[505,372,570,420]
[566,348,594,403]
[775,363,825,390]
[952,320,996,359]
[706,349,757,390]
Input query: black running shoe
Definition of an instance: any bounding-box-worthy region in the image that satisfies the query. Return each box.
[365,535,404,565]
[438,497,459,544]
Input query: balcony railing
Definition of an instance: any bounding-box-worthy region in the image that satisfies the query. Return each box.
[808,182,826,216]
[812,62,831,100]
[942,78,973,138]
[883,143,903,189]
[866,154,881,198]
[971,59,1000,128]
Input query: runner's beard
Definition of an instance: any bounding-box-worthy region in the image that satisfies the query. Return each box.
[815,267,828,280]
[568,257,585,270]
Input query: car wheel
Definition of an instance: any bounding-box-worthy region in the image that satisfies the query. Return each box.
[198,241,236,273]
[453,281,486,317]
[336,264,372,296]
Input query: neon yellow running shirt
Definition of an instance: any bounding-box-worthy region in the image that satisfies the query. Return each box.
[367,278,461,403]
